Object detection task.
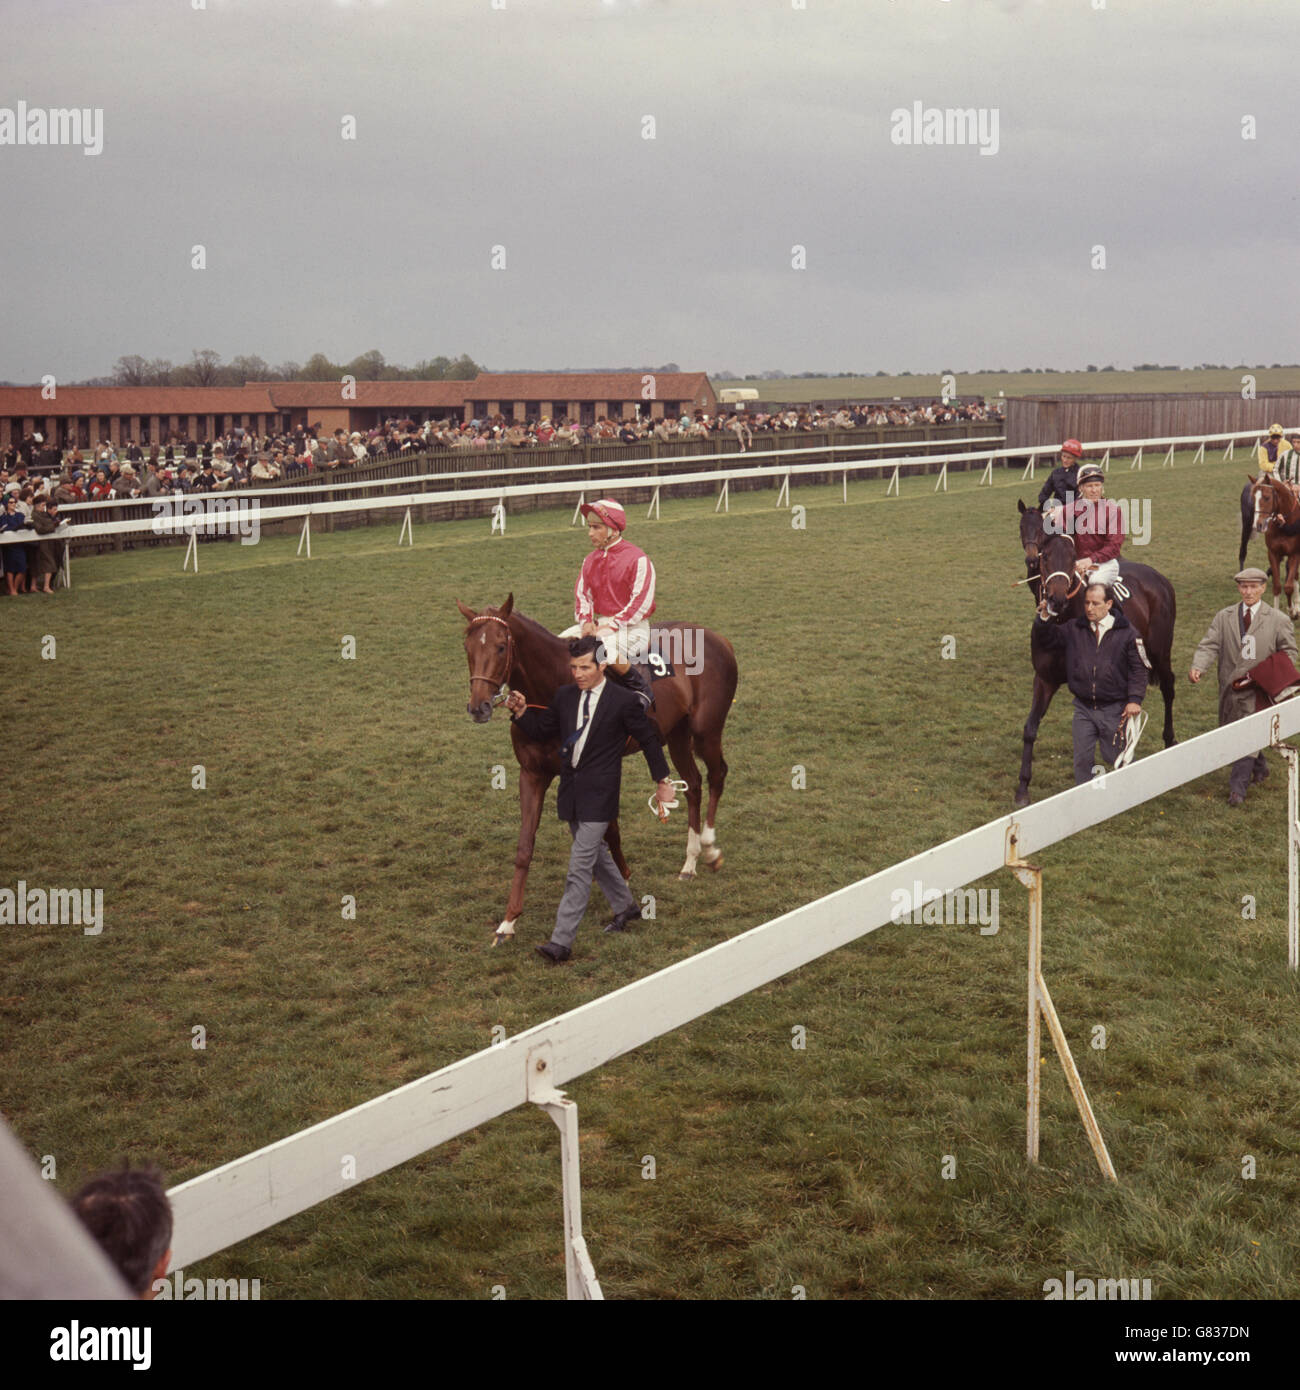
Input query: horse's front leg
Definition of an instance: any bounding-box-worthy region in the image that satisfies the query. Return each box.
[1287,550,1300,620]
[1015,673,1059,808]
[495,767,552,945]
[603,818,631,882]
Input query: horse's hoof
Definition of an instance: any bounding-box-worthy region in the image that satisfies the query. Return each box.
[1013,792,1031,809]
[678,870,696,882]
[706,853,724,873]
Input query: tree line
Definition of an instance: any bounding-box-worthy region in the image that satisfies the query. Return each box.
[85,349,484,388]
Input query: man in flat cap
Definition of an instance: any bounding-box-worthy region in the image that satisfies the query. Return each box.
[1189,568,1298,804]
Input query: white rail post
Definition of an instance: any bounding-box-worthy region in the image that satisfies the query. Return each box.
[527,1042,603,1300]
[1131,447,1143,470]
[714,479,729,513]
[1194,441,1206,464]
[183,525,198,572]
[398,508,413,546]
[776,474,790,508]
[61,538,71,589]
[571,492,586,526]
[1006,825,1118,1182]
[647,485,660,520]
[1101,448,1110,473]
[886,465,900,496]
[1270,715,1299,973]
[934,462,948,493]
[296,515,311,558]
[1223,439,1234,461]
[1163,444,1175,468]
[843,469,848,502]
[979,457,994,486]
[491,498,506,535]
[1020,453,1037,482]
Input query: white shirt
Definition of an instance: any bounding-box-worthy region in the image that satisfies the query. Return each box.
[570,678,607,766]
[1091,613,1115,644]
[1242,600,1261,627]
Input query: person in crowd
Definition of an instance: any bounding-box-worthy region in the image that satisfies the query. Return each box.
[69,1163,173,1300]
[1,494,28,596]
[28,495,64,593]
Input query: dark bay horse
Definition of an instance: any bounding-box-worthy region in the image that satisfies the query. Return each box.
[1239,476,1268,569]
[458,594,739,943]
[1249,473,1300,618]
[1015,501,1177,807]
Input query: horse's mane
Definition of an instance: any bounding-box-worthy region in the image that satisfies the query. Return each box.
[493,605,563,646]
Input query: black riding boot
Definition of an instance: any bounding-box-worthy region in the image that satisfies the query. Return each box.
[617,664,655,709]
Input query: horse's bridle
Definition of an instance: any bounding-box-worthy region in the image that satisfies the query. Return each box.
[1041,533,1084,602]
[466,614,515,707]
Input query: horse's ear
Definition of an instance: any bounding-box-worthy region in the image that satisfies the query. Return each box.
[1017,497,1027,514]
[1247,473,1260,485]
[455,599,477,622]
[500,593,514,617]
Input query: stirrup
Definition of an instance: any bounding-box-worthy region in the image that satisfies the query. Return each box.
[1112,710,1148,770]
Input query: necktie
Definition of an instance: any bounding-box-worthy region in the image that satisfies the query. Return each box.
[564,690,592,767]
[1092,621,1100,643]
[1243,605,1252,632]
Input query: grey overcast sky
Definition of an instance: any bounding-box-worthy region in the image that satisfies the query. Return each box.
[1,0,1297,382]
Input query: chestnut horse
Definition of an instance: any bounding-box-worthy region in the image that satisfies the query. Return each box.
[1015,501,1177,806]
[1250,473,1300,618]
[458,594,739,943]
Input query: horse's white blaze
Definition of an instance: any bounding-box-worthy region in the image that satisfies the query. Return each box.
[680,827,702,877]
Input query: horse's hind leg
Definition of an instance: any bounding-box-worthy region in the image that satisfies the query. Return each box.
[1287,552,1300,619]
[665,722,704,880]
[692,727,729,872]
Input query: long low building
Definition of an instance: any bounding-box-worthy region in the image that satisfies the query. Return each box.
[0,372,718,448]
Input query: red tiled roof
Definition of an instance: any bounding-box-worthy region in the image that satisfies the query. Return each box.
[259,381,472,409]
[0,385,279,415]
[468,372,713,402]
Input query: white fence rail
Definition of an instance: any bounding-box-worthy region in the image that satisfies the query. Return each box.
[166,700,1300,1295]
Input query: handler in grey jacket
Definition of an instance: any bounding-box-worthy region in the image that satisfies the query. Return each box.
[1035,582,1148,784]
[1189,567,1298,805]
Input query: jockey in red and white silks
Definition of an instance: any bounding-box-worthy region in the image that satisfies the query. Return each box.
[575,498,656,668]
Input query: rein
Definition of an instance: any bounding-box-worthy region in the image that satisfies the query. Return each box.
[465,613,547,710]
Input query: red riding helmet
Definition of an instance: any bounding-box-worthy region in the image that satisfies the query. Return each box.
[1061,439,1083,459]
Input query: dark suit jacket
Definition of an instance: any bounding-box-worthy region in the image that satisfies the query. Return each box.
[513,680,671,822]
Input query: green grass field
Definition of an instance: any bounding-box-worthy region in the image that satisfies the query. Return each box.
[3,450,1299,1300]
[716,368,1300,403]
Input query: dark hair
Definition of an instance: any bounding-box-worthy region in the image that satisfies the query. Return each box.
[70,1163,173,1295]
[1084,581,1113,603]
[568,634,608,665]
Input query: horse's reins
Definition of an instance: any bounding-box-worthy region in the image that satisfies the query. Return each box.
[465,614,550,711]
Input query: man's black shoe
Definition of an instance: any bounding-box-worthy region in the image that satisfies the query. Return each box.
[535,941,571,963]
[602,904,643,934]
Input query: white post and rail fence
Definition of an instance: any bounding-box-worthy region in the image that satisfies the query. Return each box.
[162,700,1300,1299]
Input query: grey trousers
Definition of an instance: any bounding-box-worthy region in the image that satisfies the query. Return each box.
[1072,700,1126,785]
[551,819,637,951]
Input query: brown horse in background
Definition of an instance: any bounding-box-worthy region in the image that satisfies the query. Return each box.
[1250,473,1300,618]
[458,594,738,944]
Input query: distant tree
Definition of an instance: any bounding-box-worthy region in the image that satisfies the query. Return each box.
[713,369,738,381]
[657,362,680,374]
[1086,364,1098,372]
[226,354,270,384]
[271,360,302,380]
[1101,364,1115,372]
[875,370,888,377]
[346,349,386,381]
[144,358,175,386]
[301,353,338,382]
[180,349,223,387]
[447,354,479,380]
[113,354,149,386]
